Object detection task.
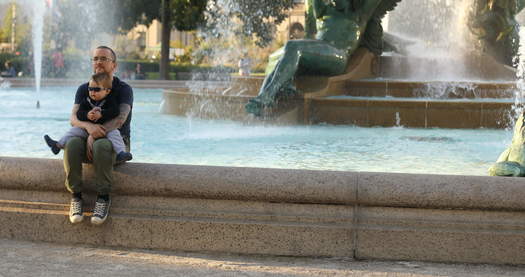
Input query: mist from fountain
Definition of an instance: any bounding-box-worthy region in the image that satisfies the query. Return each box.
[183,0,249,120]
[386,0,525,130]
[386,0,480,81]
[388,0,504,81]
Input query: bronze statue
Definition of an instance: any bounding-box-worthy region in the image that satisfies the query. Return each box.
[489,113,525,176]
[245,0,402,116]
[468,0,525,67]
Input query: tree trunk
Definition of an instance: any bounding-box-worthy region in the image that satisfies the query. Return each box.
[160,0,171,80]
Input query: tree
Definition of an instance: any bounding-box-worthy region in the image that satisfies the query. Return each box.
[0,3,31,51]
[113,0,206,79]
[113,0,294,79]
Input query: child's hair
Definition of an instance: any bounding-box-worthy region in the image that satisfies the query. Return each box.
[91,72,112,88]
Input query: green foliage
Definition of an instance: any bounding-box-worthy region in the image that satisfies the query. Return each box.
[114,0,207,32]
[172,0,207,31]
[113,0,160,32]
[0,3,31,50]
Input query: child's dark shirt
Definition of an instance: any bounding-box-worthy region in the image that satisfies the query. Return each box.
[76,91,119,124]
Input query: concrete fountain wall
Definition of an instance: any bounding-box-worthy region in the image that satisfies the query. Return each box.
[2,156,525,265]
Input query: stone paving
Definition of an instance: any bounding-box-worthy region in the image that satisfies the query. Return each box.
[2,239,525,277]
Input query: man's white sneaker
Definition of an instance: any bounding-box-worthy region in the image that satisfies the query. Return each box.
[91,197,111,225]
[69,198,84,224]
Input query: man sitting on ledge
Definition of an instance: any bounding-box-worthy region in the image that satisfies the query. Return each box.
[62,46,133,225]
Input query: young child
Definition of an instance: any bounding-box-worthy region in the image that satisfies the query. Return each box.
[44,72,132,162]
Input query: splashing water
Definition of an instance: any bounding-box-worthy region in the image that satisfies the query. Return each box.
[183,0,248,119]
[395,112,402,127]
[506,25,525,129]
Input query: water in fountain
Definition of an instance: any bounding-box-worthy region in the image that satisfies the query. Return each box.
[0,86,513,176]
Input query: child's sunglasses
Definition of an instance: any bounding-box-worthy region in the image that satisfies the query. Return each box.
[88,87,110,92]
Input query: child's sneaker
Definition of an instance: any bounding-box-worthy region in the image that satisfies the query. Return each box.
[91,196,111,225]
[44,135,61,155]
[69,197,84,224]
[116,151,133,163]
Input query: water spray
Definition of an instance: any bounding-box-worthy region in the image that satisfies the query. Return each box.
[31,0,45,109]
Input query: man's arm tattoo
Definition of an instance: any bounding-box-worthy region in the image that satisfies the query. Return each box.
[103,104,131,131]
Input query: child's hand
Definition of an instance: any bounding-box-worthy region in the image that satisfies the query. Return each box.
[87,108,102,122]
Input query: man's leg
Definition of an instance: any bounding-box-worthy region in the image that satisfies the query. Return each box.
[63,136,86,224]
[92,138,115,195]
[63,137,86,194]
[91,138,115,225]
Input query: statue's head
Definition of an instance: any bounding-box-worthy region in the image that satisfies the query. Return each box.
[332,0,363,12]
[329,0,346,11]
[349,0,363,11]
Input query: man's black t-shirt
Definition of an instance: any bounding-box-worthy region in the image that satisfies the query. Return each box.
[74,76,133,138]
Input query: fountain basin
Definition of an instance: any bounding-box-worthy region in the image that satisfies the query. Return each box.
[345,79,517,98]
[308,97,513,128]
[164,86,517,128]
[163,49,519,128]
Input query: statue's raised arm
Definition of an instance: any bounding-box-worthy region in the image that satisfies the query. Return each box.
[245,0,402,116]
[468,0,525,67]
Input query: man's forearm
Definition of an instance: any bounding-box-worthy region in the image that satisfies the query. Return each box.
[70,104,91,128]
[103,104,131,131]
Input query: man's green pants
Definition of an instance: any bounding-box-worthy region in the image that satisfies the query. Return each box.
[63,137,116,195]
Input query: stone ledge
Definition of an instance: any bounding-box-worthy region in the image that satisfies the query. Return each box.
[0,157,356,204]
[3,156,525,264]
[3,156,525,210]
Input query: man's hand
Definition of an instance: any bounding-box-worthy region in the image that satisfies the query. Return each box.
[70,104,105,138]
[86,135,95,161]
